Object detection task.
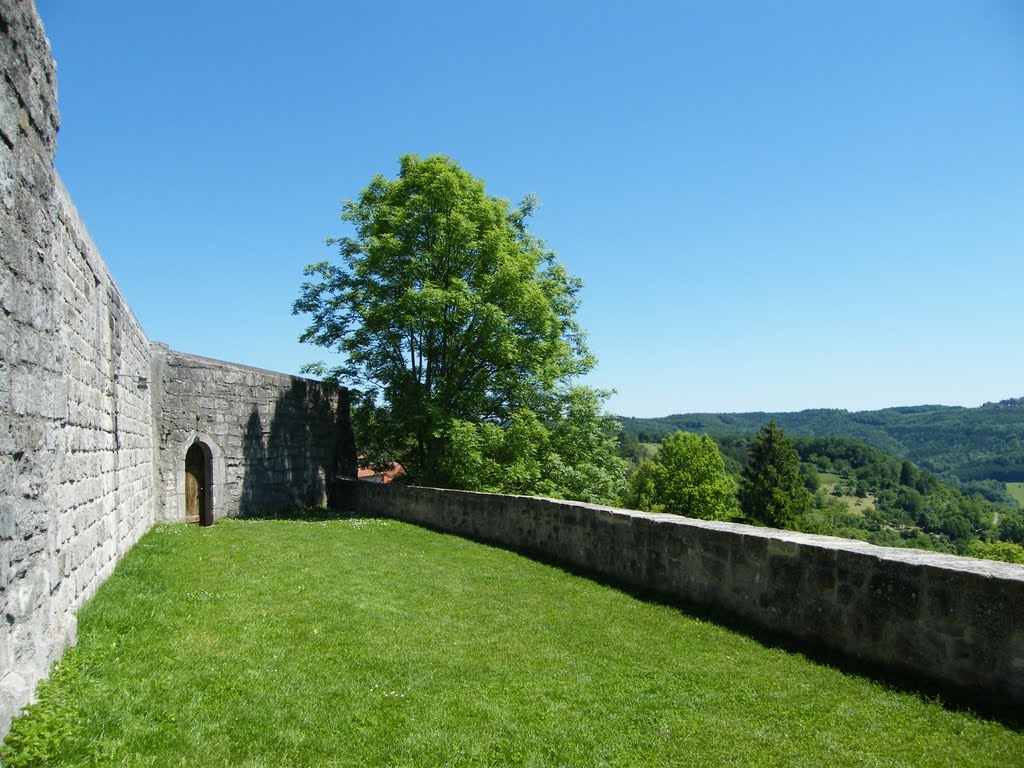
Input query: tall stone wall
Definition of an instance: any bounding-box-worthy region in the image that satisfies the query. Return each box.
[336,479,1024,707]
[152,349,355,522]
[1,0,156,733]
[0,0,356,737]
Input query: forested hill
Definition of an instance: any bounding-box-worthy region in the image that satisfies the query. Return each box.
[618,398,1024,484]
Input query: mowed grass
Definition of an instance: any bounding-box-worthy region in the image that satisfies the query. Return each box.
[1007,482,1024,507]
[3,518,1022,767]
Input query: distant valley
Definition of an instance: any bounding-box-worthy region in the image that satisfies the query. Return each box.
[617,398,1024,560]
[618,397,1024,488]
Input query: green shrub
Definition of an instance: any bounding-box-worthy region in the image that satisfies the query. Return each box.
[966,539,1024,564]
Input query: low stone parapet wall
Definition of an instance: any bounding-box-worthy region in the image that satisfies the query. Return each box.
[335,478,1024,706]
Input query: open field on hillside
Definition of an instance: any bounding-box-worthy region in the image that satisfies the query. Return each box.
[1008,482,1024,506]
[817,473,877,516]
[3,516,1021,767]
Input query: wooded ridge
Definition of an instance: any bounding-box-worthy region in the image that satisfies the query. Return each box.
[618,398,1024,486]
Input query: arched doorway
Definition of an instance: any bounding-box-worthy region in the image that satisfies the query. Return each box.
[185,442,213,526]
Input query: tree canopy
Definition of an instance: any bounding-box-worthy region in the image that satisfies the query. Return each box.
[294,154,623,500]
[626,431,737,519]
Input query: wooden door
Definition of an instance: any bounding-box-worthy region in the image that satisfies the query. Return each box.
[185,444,205,525]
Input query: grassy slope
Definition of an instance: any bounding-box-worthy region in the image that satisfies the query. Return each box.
[1008,483,1024,506]
[3,518,1022,767]
[815,473,876,516]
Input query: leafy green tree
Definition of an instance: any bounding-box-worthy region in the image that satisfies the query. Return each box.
[739,421,811,529]
[626,431,737,519]
[442,388,626,504]
[899,460,920,488]
[627,459,661,512]
[801,463,820,492]
[616,430,644,463]
[966,539,1024,564]
[294,153,623,499]
[998,511,1024,544]
[957,479,1020,507]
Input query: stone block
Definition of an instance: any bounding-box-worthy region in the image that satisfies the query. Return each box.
[0,500,15,541]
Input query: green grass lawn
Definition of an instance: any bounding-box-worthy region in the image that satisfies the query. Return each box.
[1007,482,1024,507]
[3,517,1022,767]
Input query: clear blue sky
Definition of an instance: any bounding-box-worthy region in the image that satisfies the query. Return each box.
[35,0,1024,417]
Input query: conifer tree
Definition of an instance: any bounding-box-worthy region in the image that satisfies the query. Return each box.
[739,421,811,529]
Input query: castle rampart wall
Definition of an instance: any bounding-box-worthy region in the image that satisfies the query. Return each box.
[1,0,355,735]
[1,0,156,731]
[336,479,1024,707]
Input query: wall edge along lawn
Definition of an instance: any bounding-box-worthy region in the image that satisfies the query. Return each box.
[335,478,1024,708]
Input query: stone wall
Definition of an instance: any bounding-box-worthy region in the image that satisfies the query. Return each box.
[336,479,1024,706]
[0,0,356,736]
[1,0,156,732]
[152,349,355,521]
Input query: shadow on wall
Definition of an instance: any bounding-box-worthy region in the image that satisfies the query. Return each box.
[239,379,356,516]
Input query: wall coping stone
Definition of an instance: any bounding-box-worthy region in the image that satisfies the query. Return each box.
[157,347,340,388]
[384,483,1024,579]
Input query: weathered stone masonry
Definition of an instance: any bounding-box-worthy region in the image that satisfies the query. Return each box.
[0,0,355,736]
[337,480,1024,707]
[152,348,356,522]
